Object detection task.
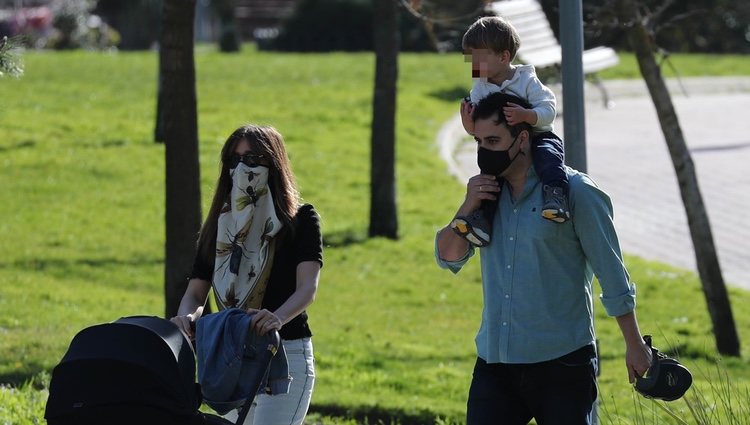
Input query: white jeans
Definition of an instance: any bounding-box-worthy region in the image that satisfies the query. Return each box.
[224,337,315,425]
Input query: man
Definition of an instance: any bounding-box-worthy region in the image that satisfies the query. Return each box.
[435,92,652,424]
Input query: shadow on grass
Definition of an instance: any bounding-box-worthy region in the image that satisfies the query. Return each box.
[0,256,163,270]
[323,230,368,248]
[663,342,719,362]
[427,85,468,103]
[0,365,48,387]
[310,403,448,425]
[80,139,129,149]
[0,140,36,152]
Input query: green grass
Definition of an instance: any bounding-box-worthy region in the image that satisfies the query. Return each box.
[1,48,750,424]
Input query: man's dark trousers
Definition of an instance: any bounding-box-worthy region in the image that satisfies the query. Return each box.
[467,344,598,425]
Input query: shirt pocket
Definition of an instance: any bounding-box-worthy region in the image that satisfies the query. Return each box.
[525,212,561,240]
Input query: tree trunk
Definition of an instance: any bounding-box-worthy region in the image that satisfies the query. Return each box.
[369,0,399,239]
[212,0,240,53]
[160,0,203,318]
[154,77,164,143]
[617,0,740,356]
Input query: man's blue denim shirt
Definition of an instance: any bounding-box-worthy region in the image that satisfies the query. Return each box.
[436,167,636,364]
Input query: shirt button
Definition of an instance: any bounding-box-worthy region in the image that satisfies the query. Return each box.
[509,236,514,241]
[505,294,510,299]
[513,208,518,213]
[502,322,508,326]
[506,265,511,269]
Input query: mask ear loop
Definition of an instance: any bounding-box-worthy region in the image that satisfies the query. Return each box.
[509,135,523,162]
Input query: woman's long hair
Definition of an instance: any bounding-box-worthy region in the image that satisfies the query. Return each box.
[196,124,300,266]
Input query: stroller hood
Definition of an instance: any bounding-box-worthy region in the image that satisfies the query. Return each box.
[45,316,202,419]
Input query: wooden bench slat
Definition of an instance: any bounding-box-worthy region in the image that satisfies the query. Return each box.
[582,46,619,73]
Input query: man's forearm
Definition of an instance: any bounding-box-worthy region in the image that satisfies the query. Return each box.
[436,227,471,262]
[616,311,644,345]
[437,198,481,261]
[615,311,653,383]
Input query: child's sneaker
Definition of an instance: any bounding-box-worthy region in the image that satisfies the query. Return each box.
[542,185,570,223]
[450,208,491,247]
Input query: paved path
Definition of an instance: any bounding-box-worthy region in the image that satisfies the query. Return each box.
[438,77,750,290]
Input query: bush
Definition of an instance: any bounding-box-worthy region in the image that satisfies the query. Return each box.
[0,35,24,77]
[49,0,119,50]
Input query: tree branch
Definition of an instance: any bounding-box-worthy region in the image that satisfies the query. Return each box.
[398,0,486,24]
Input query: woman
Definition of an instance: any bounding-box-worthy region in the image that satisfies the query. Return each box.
[171,124,322,425]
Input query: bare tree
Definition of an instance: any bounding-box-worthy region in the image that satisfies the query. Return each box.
[159,0,203,318]
[369,0,400,239]
[212,0,241,52]
[616,0,740,356]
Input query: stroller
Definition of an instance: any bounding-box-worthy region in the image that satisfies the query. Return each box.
[44,315,279,425]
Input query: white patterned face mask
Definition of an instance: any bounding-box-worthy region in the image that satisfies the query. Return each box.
[213,163,283,310]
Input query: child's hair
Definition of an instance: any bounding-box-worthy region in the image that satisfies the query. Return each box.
[462,16,521,61]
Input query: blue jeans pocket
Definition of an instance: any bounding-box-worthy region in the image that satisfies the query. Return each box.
[551,345,598,403]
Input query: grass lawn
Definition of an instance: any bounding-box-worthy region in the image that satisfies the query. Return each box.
[597,52,750,80]
[1,48,750,424]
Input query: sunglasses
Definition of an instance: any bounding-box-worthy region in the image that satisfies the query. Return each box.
[228,153,265,168]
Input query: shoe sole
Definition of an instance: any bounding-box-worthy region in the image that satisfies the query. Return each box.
[451,217,490,247]
[542,209,569,223]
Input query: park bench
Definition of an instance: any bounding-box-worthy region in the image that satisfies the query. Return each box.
[488,0,619,107]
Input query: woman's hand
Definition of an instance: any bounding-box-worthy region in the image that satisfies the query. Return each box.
[247,308,283,335]
[171,279,209,340]
[170,313,197,340]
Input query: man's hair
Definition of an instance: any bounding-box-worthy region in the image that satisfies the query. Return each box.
[472,92,532,137]
[462,16,521,60]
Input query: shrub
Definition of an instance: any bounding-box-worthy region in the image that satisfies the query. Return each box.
[48,0,119,50]
[0,35,24,77]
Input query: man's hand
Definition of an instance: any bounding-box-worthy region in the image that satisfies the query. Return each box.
[462,173,500,212]
[460,98,475,135]
[615,312,653,384]
[625,338,653,384]
[503,102,536,126]
[248,308,283,335]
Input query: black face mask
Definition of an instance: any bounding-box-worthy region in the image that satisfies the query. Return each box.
[477,135,521,176]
